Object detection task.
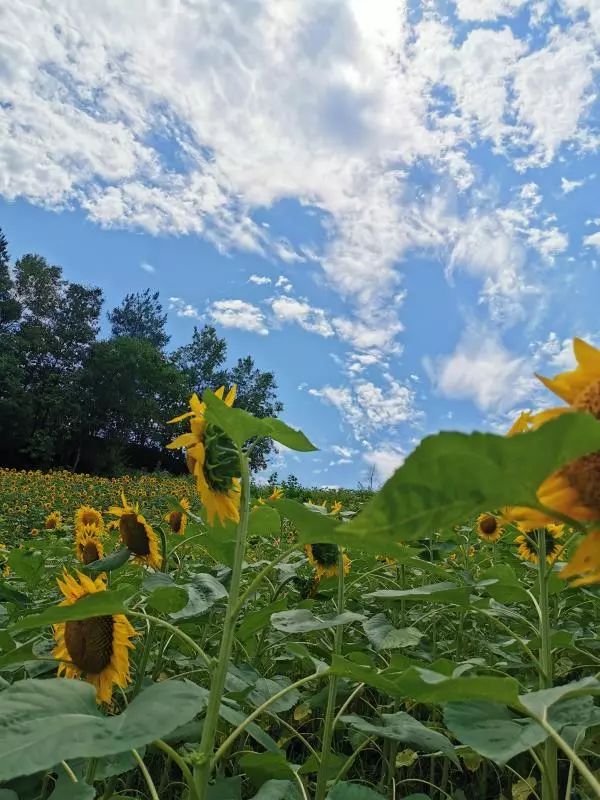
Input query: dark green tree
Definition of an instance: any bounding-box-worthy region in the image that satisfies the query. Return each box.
[172,325,228,392]
[0,228,20,329]
[78,336,188,471]
[108,289,169,350]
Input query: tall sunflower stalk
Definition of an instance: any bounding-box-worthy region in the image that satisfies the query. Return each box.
[314,545,346,800]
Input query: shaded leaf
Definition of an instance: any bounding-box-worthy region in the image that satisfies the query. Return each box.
[10,588,133,633]
[249,780,300,800]
[271,608,365,633]
[238,751,296,788]
[0,678,208,780]
[171,574,228,620]
[249,506,281,537]
[85,547,132,573]
[326,785,386,799]
[7,550,44,584]
[363,615,422,651]
[368,582,470,607]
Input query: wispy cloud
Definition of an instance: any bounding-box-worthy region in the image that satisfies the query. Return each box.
[210,299,269,336]
[168,297,201,320]
[140,261,156,273]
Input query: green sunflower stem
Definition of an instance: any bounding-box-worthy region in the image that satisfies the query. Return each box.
[537,530,558,800]
[314,546,346,800]
[194,449,250,800]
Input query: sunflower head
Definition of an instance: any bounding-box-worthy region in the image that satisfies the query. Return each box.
[75,506,104,533]
[268,487,284,502]
[560,529,600,586]
[515,525,564,565]
[53,570,136,704]
[164,497,190,535]
[108,495,161,569]
[305,543,350,580]
[330,501,343,515]
[44,511,62,530]
[476,513,504,543]
[75,526,104,565]
[167,388,241,526]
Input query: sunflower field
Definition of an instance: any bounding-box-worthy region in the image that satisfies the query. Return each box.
[1,340,600,800]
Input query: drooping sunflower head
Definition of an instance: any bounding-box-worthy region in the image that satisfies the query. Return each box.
[53,570,136,704]
[305,543,350,580]
[167,387,241,526]
[75,526,104,565]
[515,524,564,565]
[476,513,504,543]
[44,511,62,530]
[164,497,190,535]
[75,506,104,534]
[108,494,161,569]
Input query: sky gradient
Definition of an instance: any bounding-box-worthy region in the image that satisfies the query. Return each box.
[1,0,599,487]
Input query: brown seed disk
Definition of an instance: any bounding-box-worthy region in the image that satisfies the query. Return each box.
[120,513,150,555]
[565,453,600,516]
[168,511,183,533]
[64,616,114,674]
[82,541,100,564]
[480,515,497,534]
[573,379,600,420]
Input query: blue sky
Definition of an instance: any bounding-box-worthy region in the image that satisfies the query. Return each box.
[1,0,599,488]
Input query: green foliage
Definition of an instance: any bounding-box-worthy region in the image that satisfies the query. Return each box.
[108,288,170,350]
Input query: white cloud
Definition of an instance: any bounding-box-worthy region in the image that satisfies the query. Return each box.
[140,261,155,273]
[428,335,535,412]
[583,231,600,249]
[363,446,405,483]
[210,299,269,335]
[248,274,271,285]
[454,0,529,21]
[331,445,356,459]
[561,177,585,194]
[309,375,420,438]
[271,296,334,337]
[275,275,293,293]
[169,297,201,320]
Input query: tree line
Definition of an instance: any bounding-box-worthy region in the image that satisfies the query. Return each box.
[0,228,282,474]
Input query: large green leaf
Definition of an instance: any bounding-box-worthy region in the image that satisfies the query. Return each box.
[519,677,600,719]
[272,499,415,560]
[326,785,386,799]
[478,565,530,604]
[363,615,422,651]
[0,640,37,670]
[0,678,207,780]
[342,711,459,765]
[7,550,44,584]
[218,703,280,753]
[237,599,288,642]
[249,506,281,537]
[203,390,316,451]
[144,571,189,614]
[444,701,546,764]
[170,573,228,620]
[331,657,520,705]
[85,547,132,573]
[343,413,600,541]
[238,751,296,787]
[249,780,300,800]
[271,608,365,633]
[368,582,470,606]
[0,582,29,606]
[10,587,133,633]
[48,771,95,800]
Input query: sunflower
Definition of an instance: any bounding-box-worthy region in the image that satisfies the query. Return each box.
[53,570,136,704]
[330,501,343,515]
[476,513,504,543]
[44,511,62,530]
[504,339,600,528]
[75,506,105,534]
[305,543,350,580]
[164,497,190,535]
[515,525,564,565]
[560,529,600,586]
[75,526,104,565]
[258,487,284,505]
[108,494,161,569]
[167,387,241,526]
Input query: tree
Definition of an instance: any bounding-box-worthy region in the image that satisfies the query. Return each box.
[172,325,228,393]
[2,254,103,465]
[0,228,20,329]
[78,336,188,471]
[226,355,283,471]
[108,289,169,349]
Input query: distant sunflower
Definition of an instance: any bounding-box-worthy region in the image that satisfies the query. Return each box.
[330,501,343,515]
[258,487,284,505]
[53,570,136,704]
[515,525,564,565]
[164,497,190,535]
[75,526,104,565]
[305,543,350,580]
[167,387,241,526]
[44,511,62,530]
[476,513,504,543]
[74,506,104,534]
[108,494,161,569]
